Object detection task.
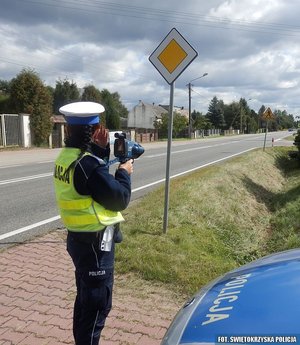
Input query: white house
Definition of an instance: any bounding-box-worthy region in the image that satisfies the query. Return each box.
[127,100,168,130]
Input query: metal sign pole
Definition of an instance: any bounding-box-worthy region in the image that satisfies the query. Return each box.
[263,120,269,151]
[163,82,175,233]
[149,28,198,234]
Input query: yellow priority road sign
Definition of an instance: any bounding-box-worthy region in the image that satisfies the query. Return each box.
[263,107,274,120]
[149,28,198,85]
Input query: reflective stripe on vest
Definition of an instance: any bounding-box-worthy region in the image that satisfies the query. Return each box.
[54,148,124,232]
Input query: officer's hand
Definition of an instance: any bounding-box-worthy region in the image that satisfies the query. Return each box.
[119,159,134,175]
[92,125,109,148]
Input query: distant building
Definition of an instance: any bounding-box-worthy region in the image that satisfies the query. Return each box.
[127,101,192,142]
[159,105,189,119]
[127,100,167,130]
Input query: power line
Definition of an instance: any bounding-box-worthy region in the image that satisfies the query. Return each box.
[15,0,300,38]
[2,0,300,96]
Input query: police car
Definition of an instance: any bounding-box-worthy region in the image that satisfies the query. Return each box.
[161,249,300,345]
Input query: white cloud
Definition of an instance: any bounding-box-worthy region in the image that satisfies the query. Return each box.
[209,0,283,21]
[0,0,300,118]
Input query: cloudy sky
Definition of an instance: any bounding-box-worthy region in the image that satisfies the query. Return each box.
[1,0,300,117]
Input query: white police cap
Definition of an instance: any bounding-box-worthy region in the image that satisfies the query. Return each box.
[59,101,105,125]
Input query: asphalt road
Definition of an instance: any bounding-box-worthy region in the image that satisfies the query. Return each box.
[0,131,294,245]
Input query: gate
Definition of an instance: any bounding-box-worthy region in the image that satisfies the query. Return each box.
[0,114,21,147]
[52,127,62,148]
[0,117,3,146]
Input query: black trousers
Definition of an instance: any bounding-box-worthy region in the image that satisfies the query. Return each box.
[67,231,115,345]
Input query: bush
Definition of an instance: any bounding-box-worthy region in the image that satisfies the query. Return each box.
[293,129,300,160]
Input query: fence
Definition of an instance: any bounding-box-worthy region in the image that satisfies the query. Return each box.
[0,114,31,148]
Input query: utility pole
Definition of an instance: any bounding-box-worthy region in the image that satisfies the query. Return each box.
[240,102,243,134]
[188,82,192,138]
[187,73,208,139]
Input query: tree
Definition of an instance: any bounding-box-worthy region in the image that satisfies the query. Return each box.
[173,112,188,138]
[223,102,240,129]
[154,112,187,138]
[206,96,226,128]
[53,78,80,114]
[154,113,168,138]
[191,110,210,130]
[0,94,10,113]
[0,79,11,112]
[100,89,128,129]
[10,68,53,146]
[46,85,55,100]
[258,105,266,130]
[247,116,258,134]
[239,98,253,133]
[273,110,296,130]
[249,109,259,133]
[81,85,102,103]
[0,79,11,94]
[30,88,53,146]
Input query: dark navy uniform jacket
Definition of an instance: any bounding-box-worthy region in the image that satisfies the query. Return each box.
[72,142,131,212]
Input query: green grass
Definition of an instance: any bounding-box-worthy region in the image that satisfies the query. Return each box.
[115,147,300,296]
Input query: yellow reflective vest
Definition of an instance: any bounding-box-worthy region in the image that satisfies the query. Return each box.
[53,148,124,232]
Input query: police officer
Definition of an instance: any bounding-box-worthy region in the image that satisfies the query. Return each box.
[53,101,133,345]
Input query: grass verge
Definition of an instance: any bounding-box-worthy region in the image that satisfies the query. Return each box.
[115,147,300,296]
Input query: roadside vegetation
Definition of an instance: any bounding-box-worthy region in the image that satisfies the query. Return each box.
[0,70,297,147]
[116,147,300,296]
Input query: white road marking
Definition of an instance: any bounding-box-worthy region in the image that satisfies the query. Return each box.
[0,216,61,241]
[0,147,255,240]
[0,173,53,185]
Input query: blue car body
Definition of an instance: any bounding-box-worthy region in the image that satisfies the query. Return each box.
[161,249,300,345]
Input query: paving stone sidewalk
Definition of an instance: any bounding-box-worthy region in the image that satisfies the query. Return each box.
[0,230,185,345]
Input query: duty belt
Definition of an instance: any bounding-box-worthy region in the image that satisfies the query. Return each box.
[68,230,102,244]
[68,226,115,252]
